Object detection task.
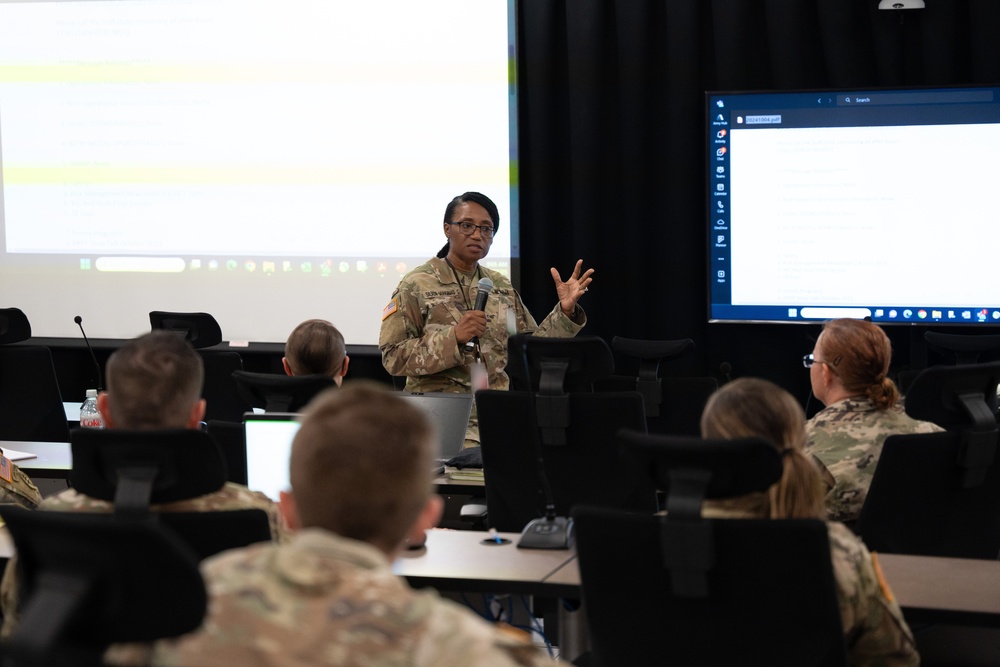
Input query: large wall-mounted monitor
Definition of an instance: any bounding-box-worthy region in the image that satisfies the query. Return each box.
[0,0,517,345]
[707,85,1000,327]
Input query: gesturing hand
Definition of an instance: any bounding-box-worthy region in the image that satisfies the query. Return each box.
[551,259,594,316]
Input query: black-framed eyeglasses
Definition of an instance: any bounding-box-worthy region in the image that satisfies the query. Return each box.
[447,221,495,239]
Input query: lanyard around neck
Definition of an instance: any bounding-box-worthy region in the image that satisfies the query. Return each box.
[445,258,481,311]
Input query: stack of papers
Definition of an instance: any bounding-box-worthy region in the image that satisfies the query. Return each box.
[446,467,485,482]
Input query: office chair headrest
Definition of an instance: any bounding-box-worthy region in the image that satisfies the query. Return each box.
[0,307,31,345]
[618,429,783,503]
[612,336,695,363]
[618,430,784,599]
[507,334,614,391]
[232,370,335,412]
[69,428,228,510]
[149,311,223,349]
[925,331,1000,363]
[904,361,1000,430]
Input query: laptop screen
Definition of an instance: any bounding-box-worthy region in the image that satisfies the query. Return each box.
[398,392,473,462]
[243,412,300,502]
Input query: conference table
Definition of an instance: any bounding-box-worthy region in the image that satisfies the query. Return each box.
[3,440,72,479]
[394,528,579,597]
[395,530,1000,629]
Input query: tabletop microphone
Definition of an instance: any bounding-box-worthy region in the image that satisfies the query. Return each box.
[75,315,104,392]
[465,277,494,349]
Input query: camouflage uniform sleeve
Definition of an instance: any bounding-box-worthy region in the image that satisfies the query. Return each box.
[523,300,586,339]
[0,460,42,510]
[0,555,20,639]
[380,272,465,378]
[827,523,919,666]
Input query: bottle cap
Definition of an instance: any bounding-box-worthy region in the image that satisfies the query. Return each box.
[85,388,98,398]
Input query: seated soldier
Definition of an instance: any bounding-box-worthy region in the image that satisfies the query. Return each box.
[0,331,281,636]
[151,383,567,666]
[282,319,349,385]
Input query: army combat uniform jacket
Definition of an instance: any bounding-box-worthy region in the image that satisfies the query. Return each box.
[379,257,585,443]
[152,528,569,667]
[806,397,943,523]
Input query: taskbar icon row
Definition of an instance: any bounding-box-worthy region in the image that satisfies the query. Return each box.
[873,307,1000,323]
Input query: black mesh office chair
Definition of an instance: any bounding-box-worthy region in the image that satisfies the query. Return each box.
[149,311,251,421]
[855,361,1000,558]
[603,336,718,436]
[231,371,334,412]
[476,335,655,541]
[68,427,272,550]
[70,427,230,518]
[898,331,1000,397]
[573,432,846,666]
[925,331,1000,366]
[0,507,207,667]
[0,308,71,443]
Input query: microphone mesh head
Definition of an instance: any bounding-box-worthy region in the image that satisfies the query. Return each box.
[477,277,494,293]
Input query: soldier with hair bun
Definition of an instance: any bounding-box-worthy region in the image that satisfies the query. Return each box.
[804,318,942,523]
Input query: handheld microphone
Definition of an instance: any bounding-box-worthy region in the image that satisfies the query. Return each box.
[75,315,104,392]
[465,277,494,349]
[719,361,733,385]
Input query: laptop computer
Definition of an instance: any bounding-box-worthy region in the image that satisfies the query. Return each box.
[243,412,300,502]
[398,392,473,464]
[241,392,472,500]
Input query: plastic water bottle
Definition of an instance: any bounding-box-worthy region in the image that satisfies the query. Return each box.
[80,389,104,429]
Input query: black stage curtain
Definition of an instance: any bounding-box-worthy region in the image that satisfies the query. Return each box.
[514,0,1000,399]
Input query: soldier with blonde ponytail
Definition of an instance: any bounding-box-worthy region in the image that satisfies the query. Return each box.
[700,378,919,666]
[805,319,942,523]
[700,377,825,520]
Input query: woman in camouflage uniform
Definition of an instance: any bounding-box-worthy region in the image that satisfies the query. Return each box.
[804,319,941,523]
[701,378,919,666]
[378,192,593,445]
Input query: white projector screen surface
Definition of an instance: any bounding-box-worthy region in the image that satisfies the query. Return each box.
[0,0,517,344]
